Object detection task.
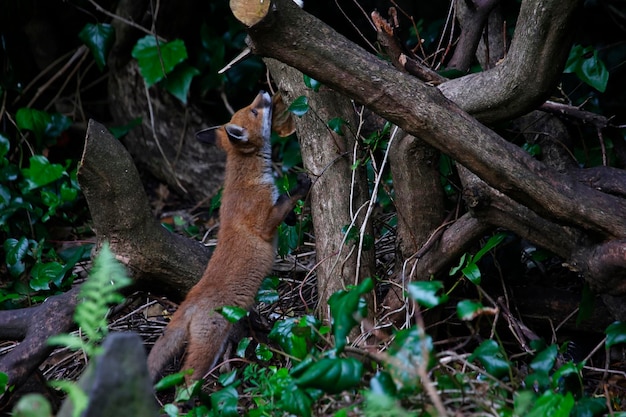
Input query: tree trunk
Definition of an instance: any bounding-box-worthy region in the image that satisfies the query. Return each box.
[265,59,377,321]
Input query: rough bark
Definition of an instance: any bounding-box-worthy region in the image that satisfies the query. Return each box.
[0,287,80,408]
[264,59,377,318]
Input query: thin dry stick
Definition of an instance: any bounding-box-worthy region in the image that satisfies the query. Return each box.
[27,45,89,108]
[143,83,188,193]
[86,0,163,39]
[354,126,398,284]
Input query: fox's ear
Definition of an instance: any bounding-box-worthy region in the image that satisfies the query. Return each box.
[271,93,296,137]
[196,126,221,144]
[224,123,248,143]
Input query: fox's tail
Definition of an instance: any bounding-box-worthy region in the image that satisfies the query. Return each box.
[147,315,189,381]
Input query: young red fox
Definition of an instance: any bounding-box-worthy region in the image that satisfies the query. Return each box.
[147,91,310,382]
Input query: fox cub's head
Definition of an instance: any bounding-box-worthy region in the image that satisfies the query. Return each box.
[197,91,295,155]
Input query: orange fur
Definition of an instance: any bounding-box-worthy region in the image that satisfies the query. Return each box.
[147,91,310,382]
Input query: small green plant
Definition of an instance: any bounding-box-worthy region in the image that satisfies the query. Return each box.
[0,128,87,306]
[48,242,132,356]
[9,243,131,417]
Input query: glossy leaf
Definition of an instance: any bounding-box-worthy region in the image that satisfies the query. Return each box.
[565,45,609,93]
[327,117,346,136]
[210,386,239,417]
[526,391,575,417]
[407,280,448,308]
[456,299,485,321]
[21,155,64,191]
[328,277,373,352]
[281,385,313,417]
[552,362,583,397]
[303,74,321,91]
[461,262,481,284]
[387,327,434,391]
[4,237,30,277]
[131,36,188,86]
[29,261,64,291]
[16,108,51,143]
[256,276,280,304]
[163,63,200,104]
[218,305,248,323]
[605,321,626,348]
[530,344,558,374]
[269,315,320,360]
[570,397,607,417]
[255,343,273,361]
[288,96,309,117]
[79,23,115,71]
[469,339,511,378]
[369,371,397,395]
[154,370,193,391]
[473,232,506,263]
[294,357,363,393]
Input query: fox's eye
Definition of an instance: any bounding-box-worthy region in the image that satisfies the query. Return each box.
[250,108,258,116]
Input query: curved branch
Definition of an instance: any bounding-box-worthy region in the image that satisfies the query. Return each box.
[0,286,80,403]
[439,0,582,123]
[246,0,626,240]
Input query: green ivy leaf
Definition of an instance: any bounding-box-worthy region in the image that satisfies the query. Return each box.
[29,261,65,291]
[369,371,397,396]
[328,277,374,352]
[461,262,481,285]
[570,397,607,417]
[469,339,511,378]
[552,362,583,397]
[526,391,575,417]
[79,23,115,71]
[16,108,51,143]
[281,385,313,417]
[44,113,72,139]
[530,344,558,374]
[294,357,363,393]
[456,299,485,321]
[255,343,273,361]
[12,393,53,417]
[407,281,448,308]
[605,321,626,348]
[21,155,64,191]
[4,237,30,277]
[327,117,346,136]
[153,370,193,391]
[131,36,188,87]
[210,386,239,417]
[387,327,435,391]
[218,369,238,387]
[288,96,309,117]
[473,233,506,263]
[256,276,280,304]
[303,74,321,92]
[236,337,251,358]
[269,315,320,360]
[564,44,609,93]
[218,305,248,323]
[163,63,200,104]
[0,372,9,395]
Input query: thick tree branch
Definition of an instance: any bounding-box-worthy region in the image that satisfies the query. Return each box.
[0,286,79,403]
[447,0,500,71]
[78,120,210,298]
[440,0,582,123]
[245,0,626,241]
